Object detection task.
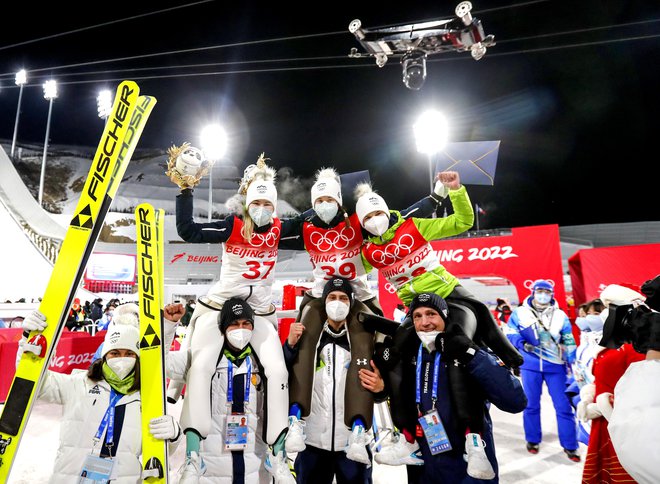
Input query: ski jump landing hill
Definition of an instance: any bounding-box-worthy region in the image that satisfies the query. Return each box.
[0,145,65,305]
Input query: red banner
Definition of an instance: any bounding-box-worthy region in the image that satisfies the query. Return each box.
[378,225,566,318]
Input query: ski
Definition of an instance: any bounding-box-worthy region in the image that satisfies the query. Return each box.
[137,203,169,481]
[0,81,156,480]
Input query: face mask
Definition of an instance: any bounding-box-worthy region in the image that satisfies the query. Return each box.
[248,206,273,227]
[575,317,590,332]
[584,314,604,332]
[106,356,136,380]
[226,328,252,350]
[534,292,552,306]
[417,330,441,352]
[364,214,389,236]
[314,201,339,224]
[326,300,350,321]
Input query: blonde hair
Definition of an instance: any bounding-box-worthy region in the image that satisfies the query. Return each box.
[241,206,256,241]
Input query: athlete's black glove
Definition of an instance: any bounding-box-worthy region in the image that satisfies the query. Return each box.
[439,323,480,364]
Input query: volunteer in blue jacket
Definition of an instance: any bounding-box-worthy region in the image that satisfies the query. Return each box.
[505,279,580,461]
[389,293,527,483]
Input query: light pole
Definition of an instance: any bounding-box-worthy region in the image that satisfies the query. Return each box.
[10,69,27,158]
[200,124,228,222]
[38,80,58,208]
[413,109,449,192]
[96,89,112,124]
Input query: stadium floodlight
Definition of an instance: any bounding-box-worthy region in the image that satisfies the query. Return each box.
[413,109,449,192]
[38,80,58,207]
[10,69,28,158]
[200,124,228,222]
[96,89,113,123]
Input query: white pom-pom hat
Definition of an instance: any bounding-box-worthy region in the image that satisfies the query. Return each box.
[311,168,342,206]
[354,183,389,226]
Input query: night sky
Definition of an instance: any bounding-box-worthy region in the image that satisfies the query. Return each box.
[1,0,658,228]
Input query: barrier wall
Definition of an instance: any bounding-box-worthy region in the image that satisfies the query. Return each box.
[0,329,106,402]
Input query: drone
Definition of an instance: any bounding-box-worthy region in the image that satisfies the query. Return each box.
[348,1,495,90]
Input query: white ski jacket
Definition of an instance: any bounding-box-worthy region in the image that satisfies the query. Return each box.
[38,372,143,484]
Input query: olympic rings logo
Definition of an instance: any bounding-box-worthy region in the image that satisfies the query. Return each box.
[250,226,280,248]
[370,234,415,265]
[309,226,356,252]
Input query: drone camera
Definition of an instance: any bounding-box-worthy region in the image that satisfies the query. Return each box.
[402,51,427,90]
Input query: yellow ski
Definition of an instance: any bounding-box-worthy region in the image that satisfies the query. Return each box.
[137,203,169,481]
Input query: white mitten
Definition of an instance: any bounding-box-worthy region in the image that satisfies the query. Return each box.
[577,400,603,422]
[23,310,47,332]
[434,180,449,198]
[596,392,614,422]
[149,415,181,441]
[579,383,596,404]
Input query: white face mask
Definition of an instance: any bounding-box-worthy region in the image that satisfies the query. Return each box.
[226,328,252,350]
[106,356,136,380]
[417,330,441,352]
[248,206,273,227]
[364,214,389,236]
[584,314,604,332]
[575,316,590,331]
[326,300,350,322]
[534,292,552,306]
[314,201,339,224]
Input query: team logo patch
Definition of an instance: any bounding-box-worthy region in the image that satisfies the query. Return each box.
[89,384,101,395]
[419,294,431,302]
[232,304,244,315]
[255,184,268,194]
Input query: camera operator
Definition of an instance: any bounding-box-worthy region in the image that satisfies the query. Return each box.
[600,274,660,484]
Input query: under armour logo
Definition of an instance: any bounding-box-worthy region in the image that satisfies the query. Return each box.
[356,358,368,365]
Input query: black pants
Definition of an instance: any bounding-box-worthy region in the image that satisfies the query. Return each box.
[294,445,372,484]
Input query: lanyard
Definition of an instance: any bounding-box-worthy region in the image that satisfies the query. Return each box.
[227,357,252,405]
[94,389,122,452]
[415,344,441,412]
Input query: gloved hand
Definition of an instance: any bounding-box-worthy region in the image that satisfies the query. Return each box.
[579,383,596,404]
[440,324,479,364]
[149,415,181,441]
[23,310,47,332]
[433,179,449,199]
[576,400,602,422]
[596,392,614,422]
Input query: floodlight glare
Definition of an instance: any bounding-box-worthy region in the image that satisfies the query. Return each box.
[413,110,449,155]
[43,80,58,100]
[402,51,427,90]
[15,69,27,86]
[200,124,228,161]
[97,89,113,119]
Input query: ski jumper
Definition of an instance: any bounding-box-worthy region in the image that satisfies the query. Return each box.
[506,299,578,450]
[174,188,291,441]
[360,186,522,369]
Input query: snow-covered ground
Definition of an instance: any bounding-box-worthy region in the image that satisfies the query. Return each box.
[5,386,585,483]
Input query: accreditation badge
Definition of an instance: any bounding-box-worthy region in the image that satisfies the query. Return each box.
[225,413,249,450]
[79,454,115,483]
[418,409,452,455]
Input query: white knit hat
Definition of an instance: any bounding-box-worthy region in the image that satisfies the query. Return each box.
[311,168,342,206]
[354,183,389,226]
[246,179,277,209]
[113,303,139,329]
[102,324,140,358]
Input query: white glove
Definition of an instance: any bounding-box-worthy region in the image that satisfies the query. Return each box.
[579,383,596,404]
[433,180,449,198]
[149,415,181,441]
[23,310,47,332]
[577,400,602,422]
[596,392,614,422]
